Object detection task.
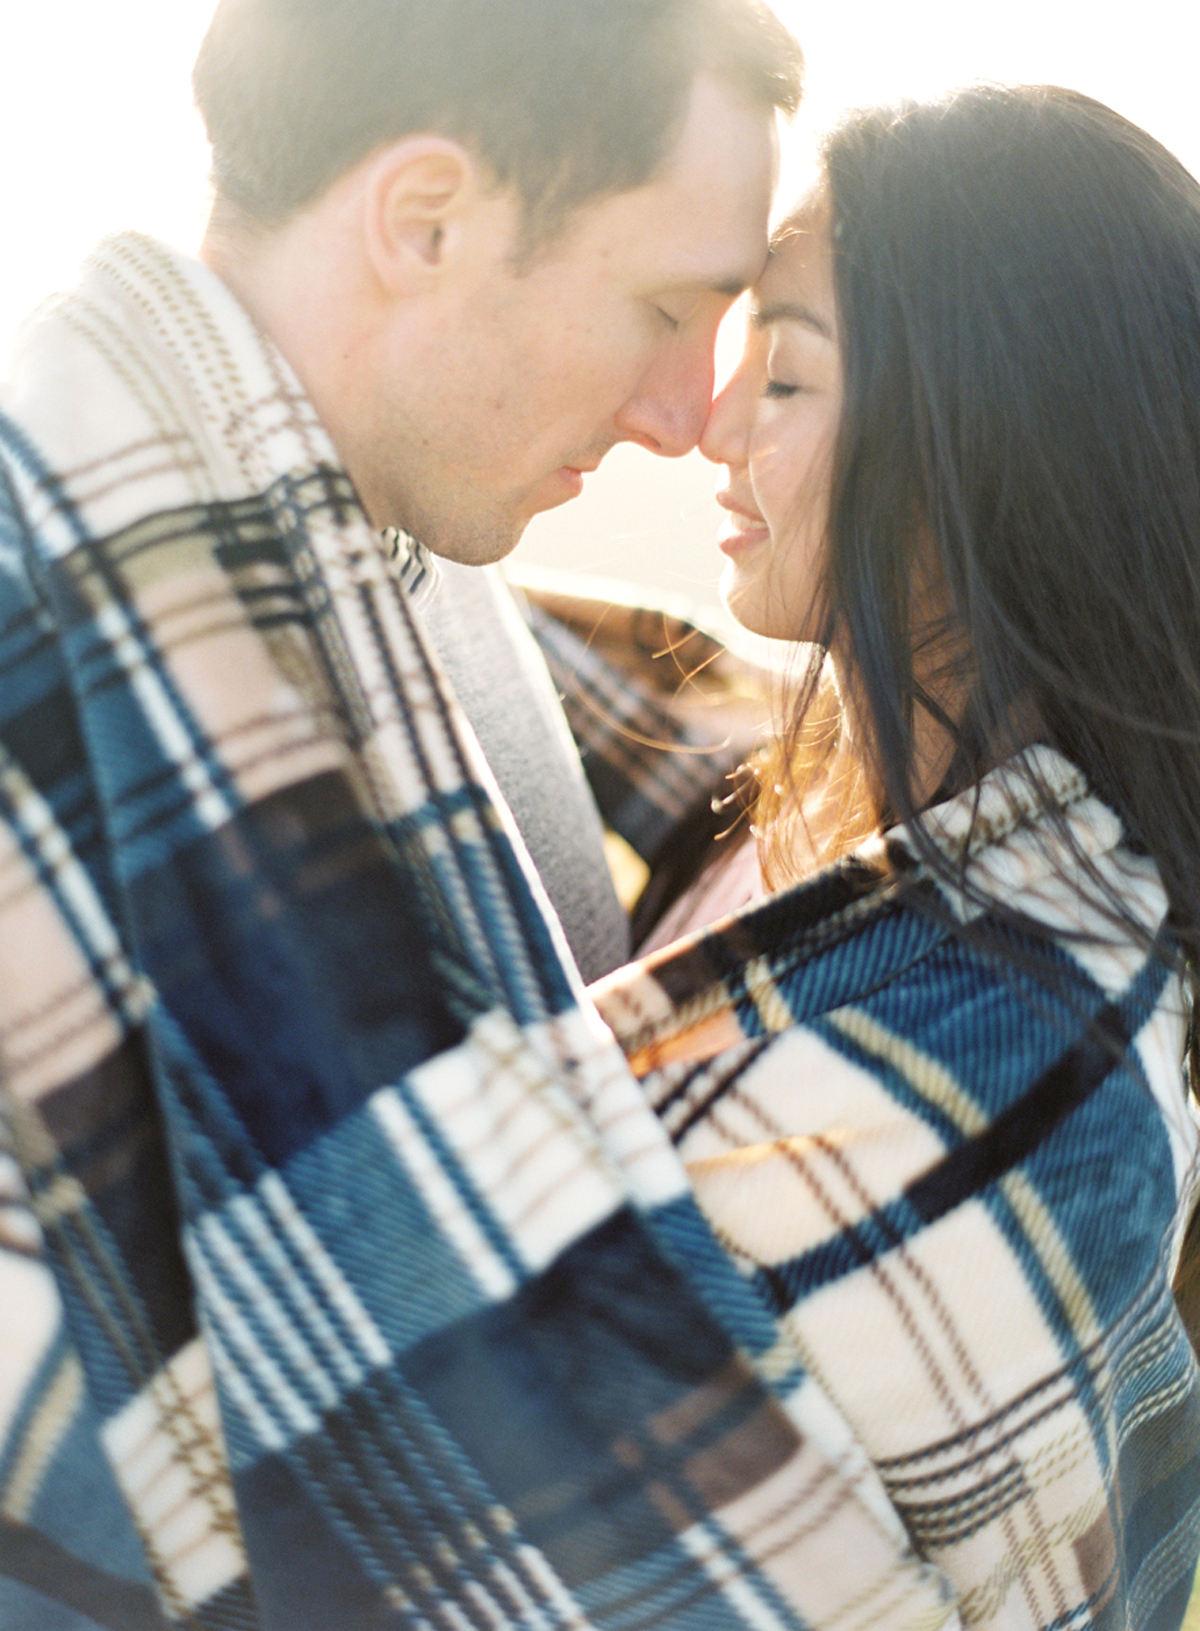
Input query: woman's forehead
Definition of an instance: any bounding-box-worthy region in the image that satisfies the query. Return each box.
[753,206,835,315]
[770,184,829,251]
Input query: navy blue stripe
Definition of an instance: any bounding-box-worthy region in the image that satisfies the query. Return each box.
[0,1515,172,1631]
[755,965,1167,1315]
[0,415,243,826]
[904,1000,1129,1225]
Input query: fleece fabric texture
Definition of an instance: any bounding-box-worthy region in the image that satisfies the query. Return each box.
[0,232,1196,1631]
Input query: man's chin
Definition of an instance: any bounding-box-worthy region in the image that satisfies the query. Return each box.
[421,515,527,569]
[411,471,591,567]
[424,537,522,568]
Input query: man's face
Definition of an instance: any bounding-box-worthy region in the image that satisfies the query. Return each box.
[368,73,778,563]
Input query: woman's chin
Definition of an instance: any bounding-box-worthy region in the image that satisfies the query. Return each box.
[719,563,811,643]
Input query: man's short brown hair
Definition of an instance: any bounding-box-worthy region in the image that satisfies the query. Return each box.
[194,0,802,243]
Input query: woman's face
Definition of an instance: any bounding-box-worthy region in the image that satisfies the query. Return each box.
[701,201,842,642]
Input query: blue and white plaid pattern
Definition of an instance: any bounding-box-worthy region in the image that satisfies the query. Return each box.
[0,235,955,1631]
[521,591,744,867]
[594,749,1200,1631]
[0,232,1196,1631]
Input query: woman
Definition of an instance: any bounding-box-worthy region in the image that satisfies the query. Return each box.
[593,85,1200,1628]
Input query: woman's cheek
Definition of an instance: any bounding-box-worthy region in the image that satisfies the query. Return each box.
[749,440,788,537]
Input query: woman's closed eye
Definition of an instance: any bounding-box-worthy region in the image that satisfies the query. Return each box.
[764,378,804,398]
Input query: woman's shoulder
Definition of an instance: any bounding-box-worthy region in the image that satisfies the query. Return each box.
[592,746,1194,1222]
[591,751,1200,1610]
[594,747,1173,1057]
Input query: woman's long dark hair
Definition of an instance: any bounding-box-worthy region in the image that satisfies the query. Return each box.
[773,85,1200,1012]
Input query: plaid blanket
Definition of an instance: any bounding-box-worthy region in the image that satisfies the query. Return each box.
[0,232,1195,1631]
[593,747,1200,1631]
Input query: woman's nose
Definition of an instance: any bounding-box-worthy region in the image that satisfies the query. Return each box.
[699,354,757,467]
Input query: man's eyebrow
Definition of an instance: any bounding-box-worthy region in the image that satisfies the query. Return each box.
[751,301,834,338]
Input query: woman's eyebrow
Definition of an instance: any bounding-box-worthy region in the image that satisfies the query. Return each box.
[751,300,834,338]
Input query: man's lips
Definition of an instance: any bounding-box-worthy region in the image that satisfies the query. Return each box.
[529,458,607,514]
[555,458,603,498]
[716,490,770,556]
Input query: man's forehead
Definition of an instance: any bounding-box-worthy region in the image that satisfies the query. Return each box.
[549,74,776,286]
[545,195,767,296]
[648,84,776,284]
[587,175,773,294]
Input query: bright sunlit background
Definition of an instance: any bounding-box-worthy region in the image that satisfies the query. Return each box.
[3,0,1199,623]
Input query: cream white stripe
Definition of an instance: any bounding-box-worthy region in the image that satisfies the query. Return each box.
[0,749,152,1022]
[477,1559,576,1631]
[197,1211,340,1412]
[511,1543,597,1631]
[1,1352,84,1521]
[0,461,83,564]
[190,1240,319,1441]
[95,600,233,833]
[825,1006,987,1135]
[257,1171,390,1371]
[998,1170,1102,1348]
[373,1084,519,1301]
[460,1581,511,1631]
[226,1191,365,1389]
[441,1597,481,1631]
[675,1521,794,1631]
[744,960,797,1037]
[204,1322,288,1454]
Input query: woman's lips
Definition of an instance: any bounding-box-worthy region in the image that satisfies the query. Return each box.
[716,493,770,557]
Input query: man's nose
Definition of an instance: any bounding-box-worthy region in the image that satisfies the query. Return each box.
[612,331,716,458]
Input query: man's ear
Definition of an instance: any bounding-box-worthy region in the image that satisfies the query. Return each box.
[362,137,484,293]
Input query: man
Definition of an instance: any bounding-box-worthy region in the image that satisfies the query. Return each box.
[192,0,794,983]
[193,0,787,560]
[0,5,951,1629]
